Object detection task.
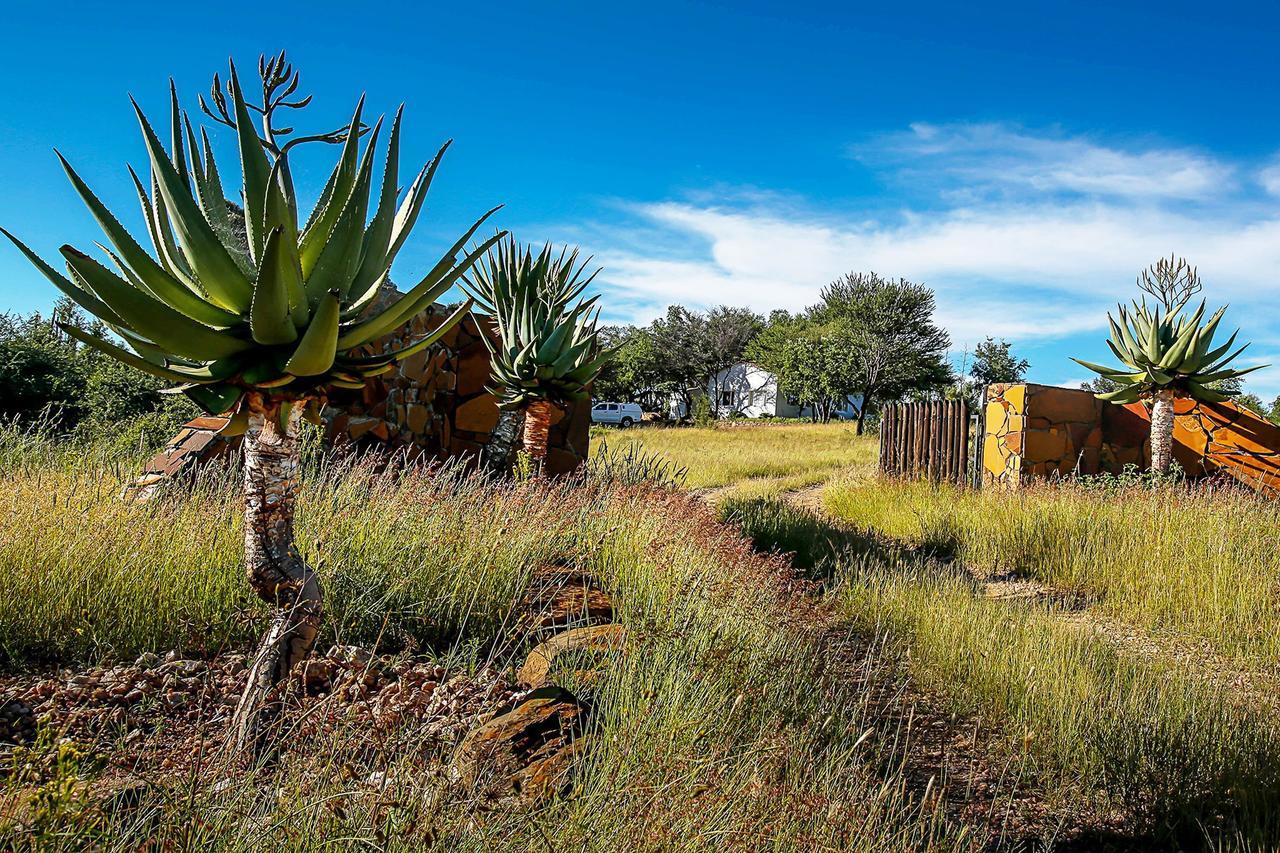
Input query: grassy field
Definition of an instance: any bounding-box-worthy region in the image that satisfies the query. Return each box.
[585,419,1280,845]
[11,415,1280,848]
[824,478,1280,666]
[724,484,1280,847]
[690,435,1280,848]
[0,427,968,850]
[593,421,876,494]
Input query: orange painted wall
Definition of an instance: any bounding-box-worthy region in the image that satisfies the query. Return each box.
[981,384,1280,494]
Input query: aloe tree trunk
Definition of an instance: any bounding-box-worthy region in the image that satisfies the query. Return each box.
[521,399,556,471]
[230,393,324,756]
[483,408,524,474]
[1150,387,1176,474]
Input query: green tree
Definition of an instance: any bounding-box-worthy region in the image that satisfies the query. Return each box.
[704,306,764,416]
[748,314,859,422]
[4,54,501,754]
[640,304,764,419]
[1235,392,1266,416]
[0,303,85,425]
[1268,395,1280,424]
[971,337,1029,385]
[592,325,664,408]
[818,272,951,434]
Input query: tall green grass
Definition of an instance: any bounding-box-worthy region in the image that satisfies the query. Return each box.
[825,478,1280,666]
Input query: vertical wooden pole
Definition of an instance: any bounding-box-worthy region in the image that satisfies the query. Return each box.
[952,401,962,484]
[926,399,936,479]
[890,405,899,477]
[938,401,945,483]
[898,404,906,478]
[942,401,950,482]
[921,403,929,480]
[911,402,921,473]
[889,406,898,476]
[906,404,914,477]
[933,400,943,482]
[953,400,962,483]
[961,399,971,486]
[941,401,953,483]
[878,407,886,475]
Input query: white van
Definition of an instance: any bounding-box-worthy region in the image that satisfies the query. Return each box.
[591,401,643,427]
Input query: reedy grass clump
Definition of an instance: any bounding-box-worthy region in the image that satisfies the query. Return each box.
[823,478,1280,664]
[840,561,1280,845]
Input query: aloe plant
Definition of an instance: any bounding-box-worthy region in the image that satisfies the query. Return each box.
[462,239,612,470]
[1073,257,1264,473]
[2,53,504,754]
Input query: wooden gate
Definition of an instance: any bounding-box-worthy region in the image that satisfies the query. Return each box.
[879,400,970,484]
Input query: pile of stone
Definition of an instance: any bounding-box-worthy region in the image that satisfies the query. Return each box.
[446,563,627,806]
[0,565,628,813]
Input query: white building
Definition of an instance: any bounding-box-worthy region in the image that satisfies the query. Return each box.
[671,362,862,420]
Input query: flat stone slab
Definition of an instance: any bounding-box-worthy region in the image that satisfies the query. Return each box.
[517,624,627,689]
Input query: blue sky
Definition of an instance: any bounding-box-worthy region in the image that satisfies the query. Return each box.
[4,1,1280,395]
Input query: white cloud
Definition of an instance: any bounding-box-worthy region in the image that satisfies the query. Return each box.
[1259,160,1280,197]
[853,122,1233,201]
[592,201,1280,325]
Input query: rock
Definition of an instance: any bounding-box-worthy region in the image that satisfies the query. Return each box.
[455,394,500,434]
[544,447,584,477]
[347,417,382,440]
[301,659,337,691]
[327,645,374,668]
[455,349,492,397]
[518,624,627,689]
[449,686,588,805]
[399,349,431,381]
[522,567,614,635]
[514,734,592,802]
[0,697,36,745]
[405,403,431,435]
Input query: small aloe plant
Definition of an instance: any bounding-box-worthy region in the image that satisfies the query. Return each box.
[1074,256,1264,473]
[3,53,504,755]
[463,239,612,470]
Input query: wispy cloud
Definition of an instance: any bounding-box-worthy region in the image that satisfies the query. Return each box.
[1259,159,1280,197]
[852,122,1235,201]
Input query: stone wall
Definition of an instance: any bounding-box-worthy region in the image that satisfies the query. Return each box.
[132,304,590,494]
[981,383,1103,486]
[981,382,1280,494]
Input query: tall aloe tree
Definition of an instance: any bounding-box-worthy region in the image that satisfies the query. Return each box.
[463,239,612,469]
[1074,257,1264,474]
[2,53,503,754]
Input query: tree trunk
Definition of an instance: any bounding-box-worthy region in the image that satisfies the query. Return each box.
[1149,388,1176,474]
[230,395,324,758]
[483,408,524,475]
[855,392,872,435]
[521,399,556,472]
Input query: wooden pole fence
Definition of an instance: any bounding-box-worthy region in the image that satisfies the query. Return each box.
[877,400,970,485]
